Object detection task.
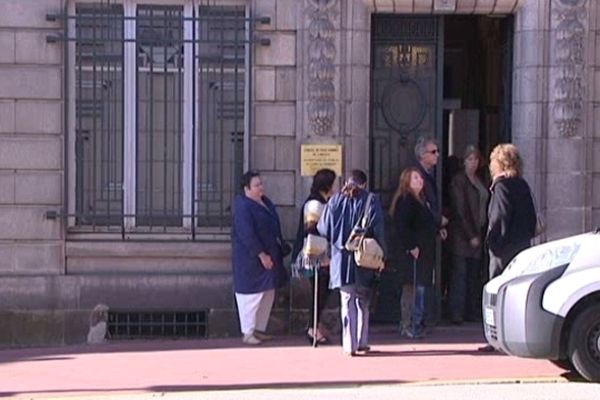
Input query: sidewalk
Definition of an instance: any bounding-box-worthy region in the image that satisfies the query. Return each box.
[0,324,570,399]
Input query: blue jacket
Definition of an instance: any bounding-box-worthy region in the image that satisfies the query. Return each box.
[231,195,288,294]
[317,189,385,289]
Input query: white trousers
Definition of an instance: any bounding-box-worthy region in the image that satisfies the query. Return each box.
[340,284,371,353]
[235,289,275,335]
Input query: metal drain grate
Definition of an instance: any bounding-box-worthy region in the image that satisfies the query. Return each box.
[107,311,208,339]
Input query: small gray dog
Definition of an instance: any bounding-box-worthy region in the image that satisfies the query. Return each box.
[87,304,110,344]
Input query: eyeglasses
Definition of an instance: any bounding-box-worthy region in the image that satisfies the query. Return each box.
[426,149,439,155]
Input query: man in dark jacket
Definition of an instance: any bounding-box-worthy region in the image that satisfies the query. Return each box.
[413,137,448,327]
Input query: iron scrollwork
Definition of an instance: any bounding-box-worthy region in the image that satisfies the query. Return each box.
[307,0,337,135]
[553,0,587,137]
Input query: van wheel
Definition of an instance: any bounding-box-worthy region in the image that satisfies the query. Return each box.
[568,304,600,382]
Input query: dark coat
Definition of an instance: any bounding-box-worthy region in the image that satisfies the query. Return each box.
[486,176,536,269]
[317,189,385,289]
[231,195,288,294]
[448,172,487,259]
[415,161,442,227]
[393,194,437,286]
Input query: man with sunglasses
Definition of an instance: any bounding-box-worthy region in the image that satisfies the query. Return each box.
[414,136,448,234]
[412,136,448,333]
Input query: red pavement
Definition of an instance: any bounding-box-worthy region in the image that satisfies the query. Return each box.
[0,324,568,398]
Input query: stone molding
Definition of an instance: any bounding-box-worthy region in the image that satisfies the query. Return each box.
[359,0,522,14]
[306,0,337,136]
[552,0,587,138]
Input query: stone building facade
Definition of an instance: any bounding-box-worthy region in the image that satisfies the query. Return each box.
[0,0,599,346]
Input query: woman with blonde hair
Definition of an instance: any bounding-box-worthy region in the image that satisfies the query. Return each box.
[390,167,438,338]
[486,144,536,279]
[478,144,536,352]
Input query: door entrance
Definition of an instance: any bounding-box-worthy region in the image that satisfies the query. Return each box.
[370,14,513,323]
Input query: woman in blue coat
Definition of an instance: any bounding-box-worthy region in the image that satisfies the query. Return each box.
[317,170,385,356]
[231,171,288,345]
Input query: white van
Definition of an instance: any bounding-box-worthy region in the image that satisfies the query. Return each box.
[482,230,600,382]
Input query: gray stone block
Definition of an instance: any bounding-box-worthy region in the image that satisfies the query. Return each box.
[276,204,297,241]
[15,31,61,64]
[511,102,543,139]
[513,66,547,104]
[255,68,276,101]
[546,138,584,173]
[254,103,296,136]
[276,0,298,31]
[63,310,91,345]
[347,136,369,172]
[15,172,62,205]
[0,244,13,273]
[77,274,234,310]
[346,101,369,137]
[0,207,62,240]
[0,137,61,169]
[545,207,585,241]
[375,0,396,13]
[0,0,62,29]
[275,67,296,101]
[67,256,231,275]
[15,101,62,134]
[66,241,233,274]
[7,311,65,347]
[275,136,296,170]
[252,136,276,170]
[0,66,61,99]
[261,171,295,206]
[516,0,548,32]
[255,32,296,66]
[0,31,15,63]
[594,175,600,208]
[254,0,276,31]
[0,100,15,133]
[351,30,370,66]
[13,242,63,274]
[546,173,584,208]
[0,276,78,309]
[513,30,546,68]
[0,172,15,204]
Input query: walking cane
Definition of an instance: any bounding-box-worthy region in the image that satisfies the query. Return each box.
[412,256,418,336]
[312,259,319,348]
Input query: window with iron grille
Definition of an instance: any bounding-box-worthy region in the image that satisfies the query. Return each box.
[70,1,249,234]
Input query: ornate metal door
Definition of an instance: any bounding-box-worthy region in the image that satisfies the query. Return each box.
[370,16,443,323]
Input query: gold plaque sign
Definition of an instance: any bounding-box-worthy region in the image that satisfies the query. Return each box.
[300,144,342,177]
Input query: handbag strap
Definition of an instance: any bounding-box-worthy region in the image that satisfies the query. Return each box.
[360,193,374,229]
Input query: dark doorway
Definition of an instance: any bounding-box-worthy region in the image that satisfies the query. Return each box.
[370,14,513,324]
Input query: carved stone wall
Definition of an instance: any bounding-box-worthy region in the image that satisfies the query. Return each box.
[306,0,337,135]
[552,0,588,137]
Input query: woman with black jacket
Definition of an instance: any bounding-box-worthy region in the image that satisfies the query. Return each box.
[291,168,337,345]
[390,167,438,339]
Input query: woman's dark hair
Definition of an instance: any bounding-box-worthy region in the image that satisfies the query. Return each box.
[310,168,336,196]
[240,170,260,190]
[341,169,367,198]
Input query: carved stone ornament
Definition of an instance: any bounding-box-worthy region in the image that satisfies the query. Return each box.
[306,0,337,136]
[553,0,587,137]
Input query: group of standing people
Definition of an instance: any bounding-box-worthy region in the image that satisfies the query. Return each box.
[230,138,537,355]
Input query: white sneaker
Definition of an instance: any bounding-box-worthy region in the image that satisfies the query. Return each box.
[243,333,262,345]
